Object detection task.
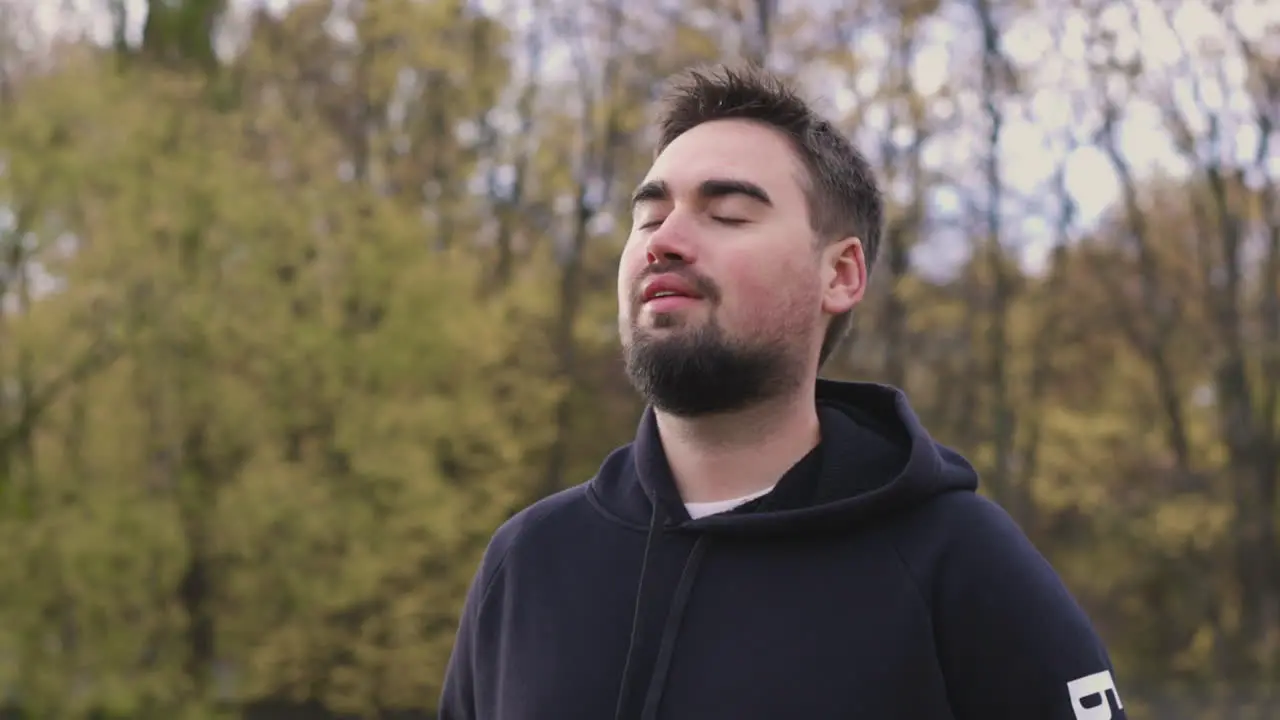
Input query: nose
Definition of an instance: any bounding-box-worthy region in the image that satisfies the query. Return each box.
[643,214,698,266]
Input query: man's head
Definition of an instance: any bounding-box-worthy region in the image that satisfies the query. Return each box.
[618,63,883,417]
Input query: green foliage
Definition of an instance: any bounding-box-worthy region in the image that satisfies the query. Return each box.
[0,24,558,716]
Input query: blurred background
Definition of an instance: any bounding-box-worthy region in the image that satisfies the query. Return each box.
[0,0,1276,717]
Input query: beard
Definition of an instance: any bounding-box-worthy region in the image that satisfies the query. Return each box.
[622,315,801,417]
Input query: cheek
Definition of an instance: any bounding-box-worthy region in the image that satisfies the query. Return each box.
[617,240,644,302]
[721,255,820,331]
[718,256,777,320]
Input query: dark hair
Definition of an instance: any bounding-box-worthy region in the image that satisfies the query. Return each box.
[653,63,883,368]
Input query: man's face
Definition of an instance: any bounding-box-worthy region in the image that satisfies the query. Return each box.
[617,119,827,416]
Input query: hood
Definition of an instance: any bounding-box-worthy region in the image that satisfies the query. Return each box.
[588,378,979,538]
[598,379,980,719]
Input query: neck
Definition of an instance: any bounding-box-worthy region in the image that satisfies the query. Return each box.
[655,382,821,504]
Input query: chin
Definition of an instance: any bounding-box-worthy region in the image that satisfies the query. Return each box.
[655,312,716,332]
[646,313,679,329]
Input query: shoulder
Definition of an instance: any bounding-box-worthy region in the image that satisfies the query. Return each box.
[470,482,592,598]
[933,491,1042,560]
[458,484,592,614]
[887,490,1068,602]
[889,491,1105,655]
[892,489,1031,552]
[891,497,1125,716]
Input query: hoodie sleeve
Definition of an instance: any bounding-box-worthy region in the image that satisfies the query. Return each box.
[437,558,486,720]
[928,494,1127,720]
[437,523,517,720]
[437,569,481,720]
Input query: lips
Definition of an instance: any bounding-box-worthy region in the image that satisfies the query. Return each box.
[641,274,703,303]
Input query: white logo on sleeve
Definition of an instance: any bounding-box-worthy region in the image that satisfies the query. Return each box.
[1066,670,1123,720]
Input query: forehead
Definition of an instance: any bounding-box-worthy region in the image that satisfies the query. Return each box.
[644,119,808,206]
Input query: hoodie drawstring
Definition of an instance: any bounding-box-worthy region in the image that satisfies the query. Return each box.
[614,504,709,720]
[614,507,660,720]
[641,534,707,719]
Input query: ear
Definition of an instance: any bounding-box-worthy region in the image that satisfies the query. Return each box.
[820,236,866,315]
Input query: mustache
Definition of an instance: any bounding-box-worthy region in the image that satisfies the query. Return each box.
[631,261,721,305]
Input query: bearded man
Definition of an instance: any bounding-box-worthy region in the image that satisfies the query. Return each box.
[438,63,1126,720]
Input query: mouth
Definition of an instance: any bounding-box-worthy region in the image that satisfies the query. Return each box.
[640,275,704,305]
[640,292,702,318]
[647,293,697,302]
[646,290,693,302]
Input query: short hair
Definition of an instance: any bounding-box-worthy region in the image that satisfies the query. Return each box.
[652,63,884,368]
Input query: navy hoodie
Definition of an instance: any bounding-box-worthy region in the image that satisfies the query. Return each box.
[438,380,1126,719]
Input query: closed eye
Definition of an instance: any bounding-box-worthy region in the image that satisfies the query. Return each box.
[638,216,746,231]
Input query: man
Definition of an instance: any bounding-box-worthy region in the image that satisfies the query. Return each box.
[438,63,1126,720]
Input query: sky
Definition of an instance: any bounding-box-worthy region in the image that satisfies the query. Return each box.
[20,0,1280,278]
[821,0,1278,274]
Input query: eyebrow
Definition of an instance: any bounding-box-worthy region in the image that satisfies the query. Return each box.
[630,178,773,210]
